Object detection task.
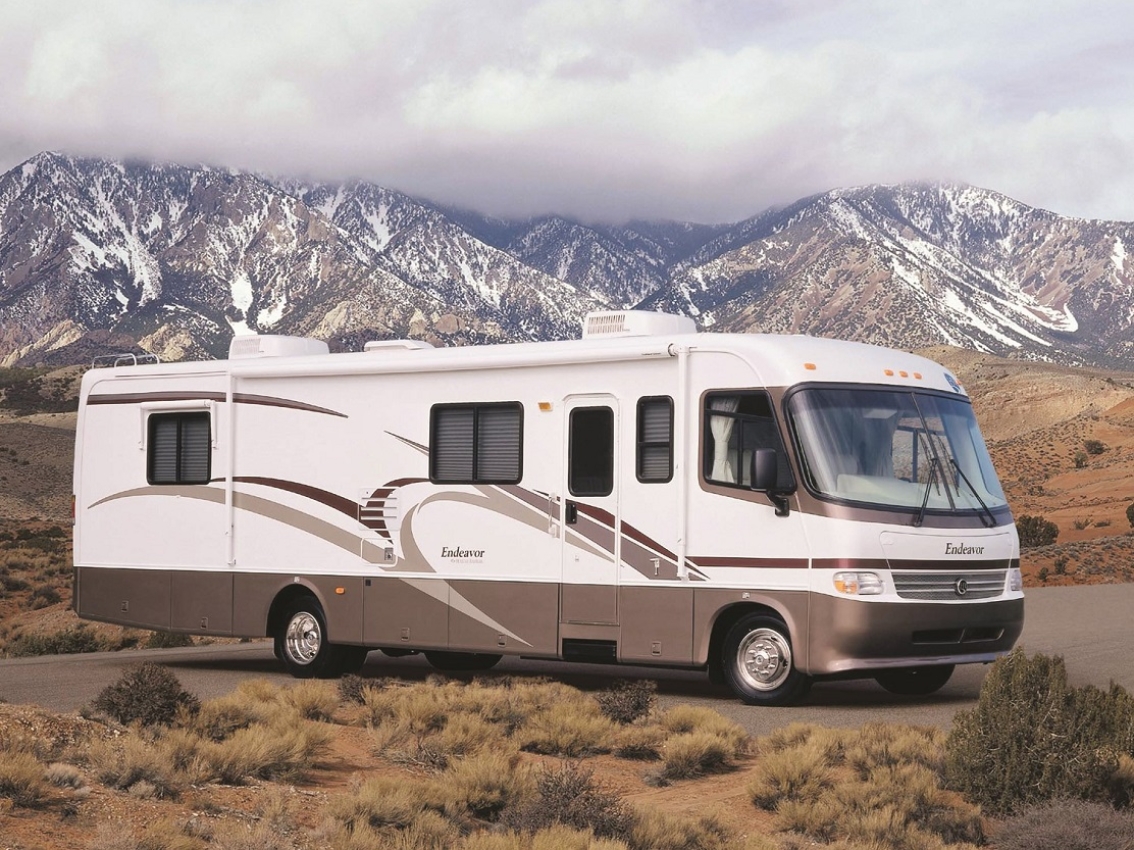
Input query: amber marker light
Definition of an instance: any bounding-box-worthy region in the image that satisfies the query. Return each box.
[335,587,346,595]
[884,369,895,376]
[538,402,553,412]
[804,363,817,371]
[899,370,909,377]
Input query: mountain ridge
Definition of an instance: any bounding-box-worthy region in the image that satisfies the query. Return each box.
[1,152,1132,368]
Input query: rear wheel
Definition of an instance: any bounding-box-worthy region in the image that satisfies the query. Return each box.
[722,613,811,706]
[423,650,502,672]
[875,665,954,696]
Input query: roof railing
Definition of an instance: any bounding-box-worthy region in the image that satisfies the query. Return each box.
[91,352,161,369]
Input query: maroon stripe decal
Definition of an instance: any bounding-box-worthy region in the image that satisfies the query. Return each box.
[575,503,615,527]
[687,556,809,569]
[232,393,347,418]
[619,519,677,561]
[230,477,359,519]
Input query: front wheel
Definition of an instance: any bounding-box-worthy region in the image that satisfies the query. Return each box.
[721,614,811,706]
[875,665,954,696]
[423,651,502,672]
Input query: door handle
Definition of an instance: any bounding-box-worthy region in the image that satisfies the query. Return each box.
[565,501,578,525]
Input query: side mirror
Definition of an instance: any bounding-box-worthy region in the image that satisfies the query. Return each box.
[750,448,779,492]
[750,448,791,518]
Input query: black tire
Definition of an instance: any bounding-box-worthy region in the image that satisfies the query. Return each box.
[423,650,503,672]
[721,613,812,706]
[332,646,371,676]
[276,597,340,679]
[875,664,955,696]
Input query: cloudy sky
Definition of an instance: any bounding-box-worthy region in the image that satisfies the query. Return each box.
[1,0,1132,224]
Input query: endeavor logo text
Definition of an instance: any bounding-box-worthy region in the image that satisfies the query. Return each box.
[945,543,985,556]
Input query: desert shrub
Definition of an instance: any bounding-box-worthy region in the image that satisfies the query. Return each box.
[1126,503,1134,528]
[28,584,61,609]
[749,740,835,809]
[1037,566,1049,582]
[0,750,49,807]
[330,774,445,831]
[629,809,746,850]
[660,706,749,757]
[339,673,371,704]
[1017,514,1059,547]
[611,724,664,761]
[91,662,200,726]
[282,680,339,721]
[88,736,183,799]
[5,625,106,657]
[44,761,84,789]
[203,718,333,783]
[844,723,944,776]
[501,762,633,843]
[595,680,656,725]
[518,702,616,757]
[442,751,533,822]
[945,649,1134,813]
[993,798,1134,850]
[661,731,736,780]
[1085,439,1107,455]
[1055,556,1068,575]
[1074,517,1092,530]
[144,630,194,649]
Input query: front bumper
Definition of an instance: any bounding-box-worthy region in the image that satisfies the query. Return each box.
[806,593,1024,677]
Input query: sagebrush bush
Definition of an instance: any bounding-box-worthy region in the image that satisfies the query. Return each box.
[661,730,735,780]
[501,762,633,842]
[748,740,834,809]
[88,736,183,799]
[993,798,1134,850]
[595,680,656,725]
[91,662,200,726]
[517,702,616,757]
[945,649,1134,813]
[5,625,106,657]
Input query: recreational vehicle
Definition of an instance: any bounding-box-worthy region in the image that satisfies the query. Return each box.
[72,310,1024,705]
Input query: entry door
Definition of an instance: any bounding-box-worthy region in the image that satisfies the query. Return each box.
[560,396,620,625]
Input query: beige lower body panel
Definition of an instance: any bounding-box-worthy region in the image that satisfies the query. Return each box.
[87,567,1013,676]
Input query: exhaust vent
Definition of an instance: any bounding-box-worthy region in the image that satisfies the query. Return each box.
[229,335,329,359]
[582,310,696,339]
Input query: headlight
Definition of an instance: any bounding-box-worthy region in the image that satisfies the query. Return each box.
[1007,568,1023,593]
[833,571,883,596]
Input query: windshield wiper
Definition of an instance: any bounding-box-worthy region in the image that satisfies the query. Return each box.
[949,459,997,528]
[913,455,942,528]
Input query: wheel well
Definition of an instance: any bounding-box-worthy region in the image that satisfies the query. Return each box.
[267,586,321,638]
[707,602,787,678]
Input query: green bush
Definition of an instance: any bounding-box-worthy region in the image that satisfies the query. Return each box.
[5,626,106,657]
[91,662,200,727]
[1016,515,1059,548]
[945,649,1134,814]
[144,631,195,649]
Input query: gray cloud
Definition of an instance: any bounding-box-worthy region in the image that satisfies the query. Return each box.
[1,0,1132,223]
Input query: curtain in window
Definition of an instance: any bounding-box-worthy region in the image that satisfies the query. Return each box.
[709,396,740,483]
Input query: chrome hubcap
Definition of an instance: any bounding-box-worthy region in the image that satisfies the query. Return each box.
[736,628,791,691]
[285,612,321,665]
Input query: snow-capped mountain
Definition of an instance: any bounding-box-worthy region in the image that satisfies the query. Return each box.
[1,152,1132,368]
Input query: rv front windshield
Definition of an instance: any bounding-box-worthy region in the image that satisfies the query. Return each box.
[787,387,1007,513]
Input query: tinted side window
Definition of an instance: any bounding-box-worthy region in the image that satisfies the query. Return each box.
[569,406,614,496]
[148,412,211,485]
[637,396,673,482]
[703,392,794,490]
[431,403,522,484]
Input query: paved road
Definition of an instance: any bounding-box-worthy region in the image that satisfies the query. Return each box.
[1,584,1130,738]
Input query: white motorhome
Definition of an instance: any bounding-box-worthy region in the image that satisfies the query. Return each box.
[72,310,1023,705]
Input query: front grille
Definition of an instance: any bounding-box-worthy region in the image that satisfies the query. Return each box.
[893,571,1005,601]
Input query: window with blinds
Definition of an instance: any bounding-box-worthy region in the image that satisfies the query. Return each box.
[147,412,211,485]
[430,403,522,484]
[636,396,673,482]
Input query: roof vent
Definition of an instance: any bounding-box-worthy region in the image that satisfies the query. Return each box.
[363,339,435,352]
[582,310,696,339]
[229,335,329,360]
